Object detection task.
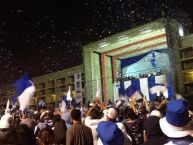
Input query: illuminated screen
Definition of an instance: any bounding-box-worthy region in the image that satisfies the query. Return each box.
[122,50,170,77]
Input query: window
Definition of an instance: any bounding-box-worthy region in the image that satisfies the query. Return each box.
[60,78,65,84]
[39,82,45,89]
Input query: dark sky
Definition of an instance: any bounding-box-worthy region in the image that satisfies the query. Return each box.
[0,0,193,85]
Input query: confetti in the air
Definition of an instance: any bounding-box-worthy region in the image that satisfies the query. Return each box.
[0,0,192,84]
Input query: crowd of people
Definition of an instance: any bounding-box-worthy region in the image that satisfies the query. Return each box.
[0,95,193,145]
[116,70,165,82]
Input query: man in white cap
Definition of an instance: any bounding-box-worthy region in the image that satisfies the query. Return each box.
[159,99,193,144]
[97,108,131,145]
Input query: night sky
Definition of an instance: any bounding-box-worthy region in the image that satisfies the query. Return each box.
[0,0,193,85]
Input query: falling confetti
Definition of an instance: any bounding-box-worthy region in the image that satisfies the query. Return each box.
[0,0,192,85]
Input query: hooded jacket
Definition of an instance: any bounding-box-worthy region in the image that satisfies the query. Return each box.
[96,121,124,145]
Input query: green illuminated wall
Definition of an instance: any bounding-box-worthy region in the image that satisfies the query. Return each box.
[83,49,101,101]
[105,56,113,99]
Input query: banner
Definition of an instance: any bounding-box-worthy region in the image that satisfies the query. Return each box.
[74,73,82,103]
[122,75,174,101]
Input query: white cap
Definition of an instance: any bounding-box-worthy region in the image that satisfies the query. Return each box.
[106,108,117,119]
[150,110,162,118]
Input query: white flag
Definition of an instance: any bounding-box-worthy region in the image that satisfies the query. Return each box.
[95,79,101,98]
[67,86,72,101]
[60,100,66,112]
[6,99,10,110]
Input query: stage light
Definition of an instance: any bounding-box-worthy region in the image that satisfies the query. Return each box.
[140,29,152,34]
[99,42,109,47]
[179,26,184,36]
[118,35,129,41]
[139,27,152,34]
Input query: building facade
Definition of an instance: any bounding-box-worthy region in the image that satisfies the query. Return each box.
[179,34,193,99]
[1,19,193,108]
[83,18,193,102]
[0,65,84,109]
[32,65,84,106]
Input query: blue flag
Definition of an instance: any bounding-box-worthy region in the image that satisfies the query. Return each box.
[11,96,17,105]
[15,74,35,111]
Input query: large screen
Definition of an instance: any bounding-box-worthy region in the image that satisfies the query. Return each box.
[122,50,170,77]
